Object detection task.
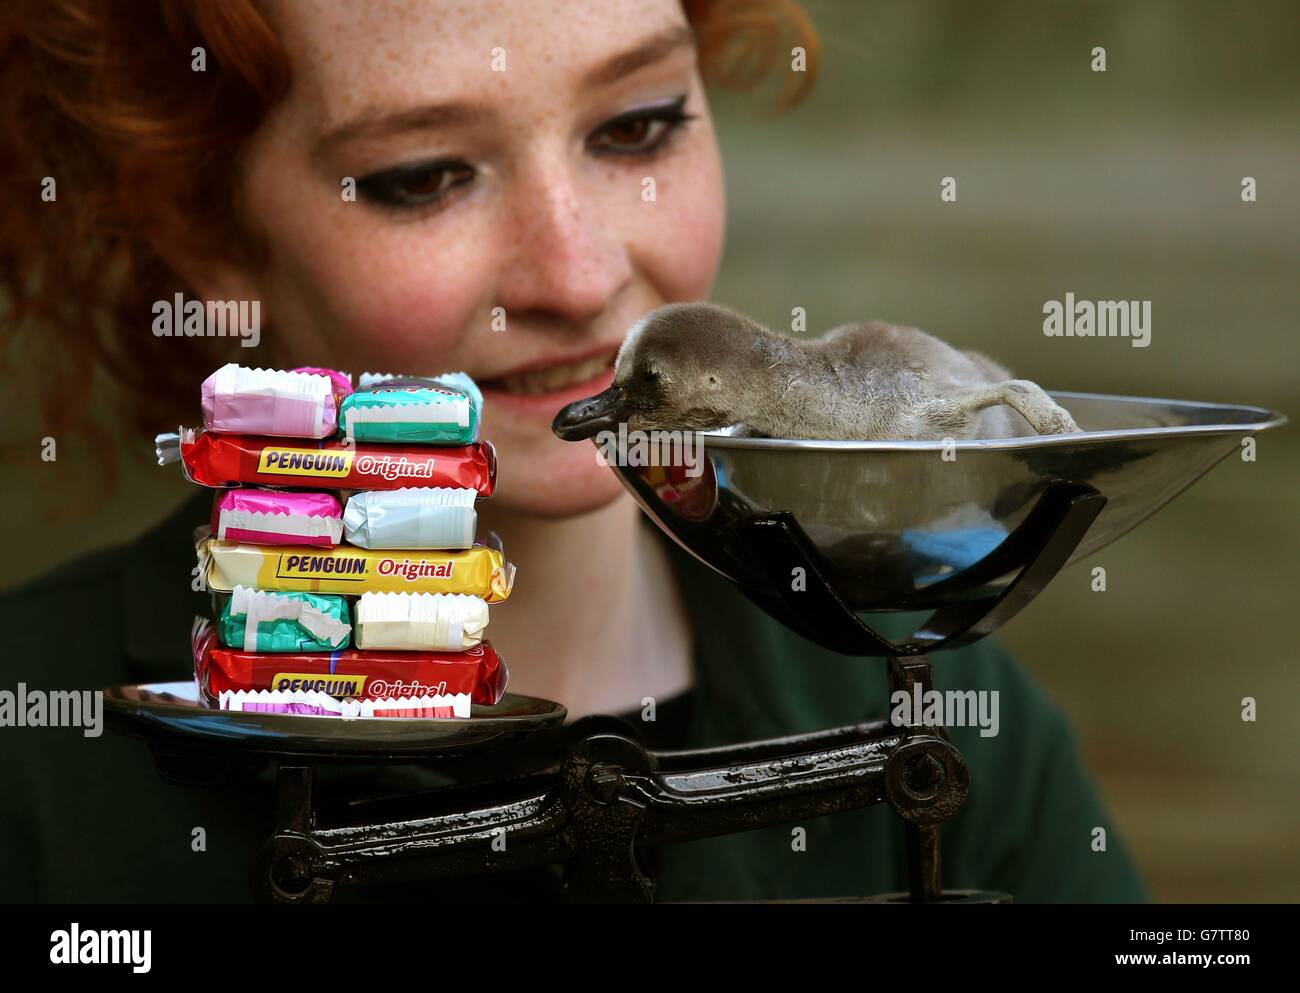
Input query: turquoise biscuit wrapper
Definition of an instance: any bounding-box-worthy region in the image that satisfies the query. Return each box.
[218,589,352,652]
[338,372,481,445]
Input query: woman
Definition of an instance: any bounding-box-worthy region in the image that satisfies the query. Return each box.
[0,0,1143,902]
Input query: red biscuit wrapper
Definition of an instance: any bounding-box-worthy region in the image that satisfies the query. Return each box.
[192,618,507,706]
[164,427,496,496]
[362,700,462,719]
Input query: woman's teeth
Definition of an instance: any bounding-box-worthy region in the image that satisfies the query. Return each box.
[492,353,613,396]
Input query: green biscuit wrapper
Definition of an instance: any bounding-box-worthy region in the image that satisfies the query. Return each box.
[218,586,353,652]
[339,372,481,445]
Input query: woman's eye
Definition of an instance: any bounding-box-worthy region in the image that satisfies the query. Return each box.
[356,160,476,209]
[588,96,695,157]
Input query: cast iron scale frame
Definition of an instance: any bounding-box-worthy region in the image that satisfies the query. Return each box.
[111,481,1104,905]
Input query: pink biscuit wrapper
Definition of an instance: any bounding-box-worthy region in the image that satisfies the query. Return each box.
[212,489,343,547]
[201,364,351,438]
[242,700,335,715]
[216,688,469,718]
[293,366,354,401]
[218,689,346,716]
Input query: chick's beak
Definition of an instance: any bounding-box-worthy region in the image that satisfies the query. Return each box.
[551,385,630,441]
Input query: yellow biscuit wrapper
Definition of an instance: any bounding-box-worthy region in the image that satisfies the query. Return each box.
[200,537,514,602]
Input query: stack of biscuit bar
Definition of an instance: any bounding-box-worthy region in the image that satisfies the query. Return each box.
[157,364,513,719]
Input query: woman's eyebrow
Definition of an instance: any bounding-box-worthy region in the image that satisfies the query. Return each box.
[581,23,696,88]
[312,24,695,161]
[314,102,489,161]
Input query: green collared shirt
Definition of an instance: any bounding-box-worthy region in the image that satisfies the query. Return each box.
[0,490,1144,902]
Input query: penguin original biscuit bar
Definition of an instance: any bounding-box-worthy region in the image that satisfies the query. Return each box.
[193,619,507,705]
[200,537,516,601]
[166,427,497,495]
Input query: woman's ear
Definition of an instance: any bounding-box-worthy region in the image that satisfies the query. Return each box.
[147,229,268,349]
[158,245,265,310]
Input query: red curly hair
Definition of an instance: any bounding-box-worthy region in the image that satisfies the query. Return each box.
[0,0,819,441]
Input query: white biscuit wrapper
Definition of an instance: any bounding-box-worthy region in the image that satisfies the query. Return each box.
[355,591,488,651]
[342,487,476,549]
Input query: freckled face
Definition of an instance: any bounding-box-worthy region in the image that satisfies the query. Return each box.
[233,0,726,516]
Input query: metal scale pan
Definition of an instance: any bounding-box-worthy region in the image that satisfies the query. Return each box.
[609,391,1286,642]
[104,682,566,762]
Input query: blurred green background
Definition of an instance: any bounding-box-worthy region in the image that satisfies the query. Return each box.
[3,0,1297,901]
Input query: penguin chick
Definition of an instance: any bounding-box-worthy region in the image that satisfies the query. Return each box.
[552,302,1079,442]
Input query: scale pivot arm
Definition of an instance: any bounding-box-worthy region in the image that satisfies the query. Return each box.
[252,711,965,903]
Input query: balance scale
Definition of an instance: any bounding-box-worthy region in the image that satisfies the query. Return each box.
[105,392,1285,903]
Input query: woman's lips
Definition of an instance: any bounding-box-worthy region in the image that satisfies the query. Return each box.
[478,349,618,420]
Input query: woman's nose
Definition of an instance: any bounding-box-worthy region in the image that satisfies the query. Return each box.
[495,156,633,324]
